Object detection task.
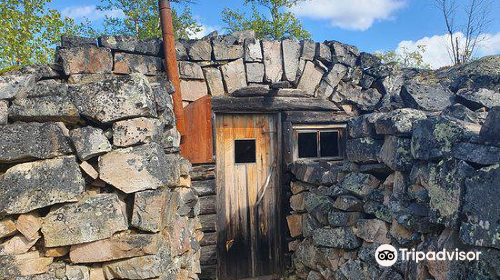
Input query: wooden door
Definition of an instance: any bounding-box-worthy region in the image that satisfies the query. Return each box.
[216,113,282,280]
[181,95,214,164]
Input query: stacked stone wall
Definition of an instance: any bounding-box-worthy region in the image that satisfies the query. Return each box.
[0,35,202,280]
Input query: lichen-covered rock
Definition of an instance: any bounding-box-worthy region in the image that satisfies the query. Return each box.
[212,35,244,61]
[427,159,474,228]
[297,61,324,95]
[343,87,382,111]
[328,210,362,227]
[339,172,380,197]
[65,265,90,280]
[353,219,390,243]
[69,74,157,123]
[262,39,283,83]
[330,41,359,67]
[42,194,128,247]
[25,80,68,98]
[282,39,301,82]
[103,255,164,279]
[304,193,335,225]
[203,67,225,96]
[99,143,180,193]
[70,127,112,161]
[479,107,500,147]
[448,55,500,91]
[460,165,500,249]
[61,35,96,48]
[246,62,265,83]
[220,59,247,93]
[16,213,42,242]
[358,52,381,69]
[312,227,361,249]
[346,137,383,163]
[57,46,113,75]
[452,142,500,165]
[379,136,413,171]
[0,100,7,124]
[401,82,455,111]
[347,113,380,138]
[69,234,158,263]
[178,61,204,80]
[113,52,163,75]
[8,96,80,124]
[112,117,163,147]
[456,88,500,110]
[0,156,84,215]
[98,35,162,56]
[290,161,326,185]
[441,103,482,124]
[131,189,179,232]
[180,79,208,101]
[333,195,363,211]
[411,116,477,160]
[244,38,262,62]
[186,39,212,61]
[374,109,427,136]
[0,252,53,278]
[0,74,37,101]
[316,43,332,65]
[0,218,17,239]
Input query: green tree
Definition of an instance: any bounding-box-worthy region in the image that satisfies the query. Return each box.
[222,0,311,40]
[376,45,431,69]
[97,0,202,39]
[0,0,91,70]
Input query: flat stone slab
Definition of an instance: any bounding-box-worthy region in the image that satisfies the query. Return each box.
[0,122,73,163]
[70,126,112,161]
[0,156,85,215]
[99,143,180,193]
[42,194,128,247]
[69,74,157,123]
[57,46,113,75]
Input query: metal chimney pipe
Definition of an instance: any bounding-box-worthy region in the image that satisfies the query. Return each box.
[159,0,186,137]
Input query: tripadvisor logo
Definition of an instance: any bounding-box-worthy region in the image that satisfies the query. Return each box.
[375,244,482,267]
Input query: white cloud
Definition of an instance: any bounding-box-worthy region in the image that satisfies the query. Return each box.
[395,32,500,69]
[61,5,124,21]
[290,0,406,31]
[188,24,220,39]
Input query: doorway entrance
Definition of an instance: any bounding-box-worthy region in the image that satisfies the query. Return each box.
[215,113,282,280]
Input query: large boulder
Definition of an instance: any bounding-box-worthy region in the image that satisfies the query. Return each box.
[452,142,500,165]
[0,122,73,163]
[346,137,383,163]
[69,74,157,123]
[69,234,158,263]
[441,103,482,124]
[329,41,360,67]
[42,194,128,247]
[8,96,81,124]
[479,107,500,147]
[448,54,500,91]
[460,165,500,249]
[99,143,180,193]
[0,74,36,100]
[312,227,361,249]
[0,156,85,215]
[57,46,113,75]
[379,136,413,171]
[70,126,112,161]
[411,116,477,160]
[456,88,500,110]
[401,82,455,111]
[113,52,163,75]
[343,87,382,111]
[98,35,162,56]
[347,113,380,138]
[374,109,427,136]
[427,158,475,228]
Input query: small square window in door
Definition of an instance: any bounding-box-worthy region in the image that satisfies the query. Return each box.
[235,139,256,163]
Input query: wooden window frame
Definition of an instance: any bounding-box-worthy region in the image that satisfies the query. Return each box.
[292,124,347,161]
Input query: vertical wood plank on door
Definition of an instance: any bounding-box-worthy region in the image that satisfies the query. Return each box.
[216,114,281,280]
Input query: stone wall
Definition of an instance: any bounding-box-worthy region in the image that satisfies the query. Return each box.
[0,36,202,280]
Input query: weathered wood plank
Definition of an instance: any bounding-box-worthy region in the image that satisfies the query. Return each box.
[181,95,214,164]
[283,111,350,123]
[211,96,340,112]
[199,195,216,215]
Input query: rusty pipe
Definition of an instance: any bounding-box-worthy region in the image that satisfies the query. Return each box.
[159,0,186,137]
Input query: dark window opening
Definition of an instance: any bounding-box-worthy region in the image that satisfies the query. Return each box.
[235,139,256,163]
[320,131,339,157]
[298,132,317,158]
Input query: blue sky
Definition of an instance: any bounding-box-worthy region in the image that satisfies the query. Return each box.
[49,0,500,68]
